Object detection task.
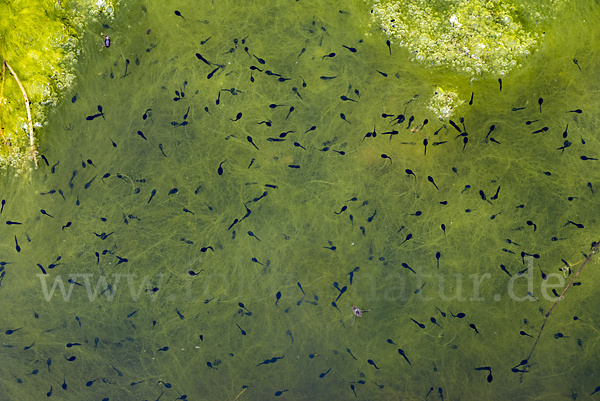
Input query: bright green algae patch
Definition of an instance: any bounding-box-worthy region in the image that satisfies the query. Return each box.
[368,0,576,120]
[369,0,558,76]
[0,0,119,176]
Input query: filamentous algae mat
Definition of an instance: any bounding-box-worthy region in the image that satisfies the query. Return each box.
[1,0,600,400]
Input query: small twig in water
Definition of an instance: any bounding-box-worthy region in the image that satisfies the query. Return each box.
[521,239,600,381]
[0,61,10,150]
[4,61,38,167]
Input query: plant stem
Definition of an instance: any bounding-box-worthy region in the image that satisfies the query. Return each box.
[521,240,600,381]
[3,60,38,167]
[0,60,7,147]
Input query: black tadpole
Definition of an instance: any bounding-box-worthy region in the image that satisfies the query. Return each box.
[195,53,211,66]
[123,59,130,77]
[526,220,537,231]
[148,189,156,203]
[218,159,226,175]
[448,119,461,133]
[402,263,416,274]
[427,176,439,190]
[399,233,412,246]
[398,348,411,365]
[334,206,347,215]
[286,106,295,119]
[475,367,493,382]
[207,67,220,80]
[247,136,259,150]
[392,114,405,124]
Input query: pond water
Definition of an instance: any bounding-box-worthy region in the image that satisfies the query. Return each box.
[1,0,600,400]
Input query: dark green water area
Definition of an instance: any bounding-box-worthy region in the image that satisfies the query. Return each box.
[1,0,600,400]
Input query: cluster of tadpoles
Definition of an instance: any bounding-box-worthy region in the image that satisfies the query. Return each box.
[0,60,38,166]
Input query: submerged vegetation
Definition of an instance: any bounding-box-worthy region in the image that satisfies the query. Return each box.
[369,0,555,76]
[0,0,118,176]
[367,0,563,119]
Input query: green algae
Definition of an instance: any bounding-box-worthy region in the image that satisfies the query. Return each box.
[369,0,557,76]
[0,0,599,400]
[0,0,120,176]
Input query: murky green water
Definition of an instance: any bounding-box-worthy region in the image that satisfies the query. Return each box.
[1,0,600,400]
